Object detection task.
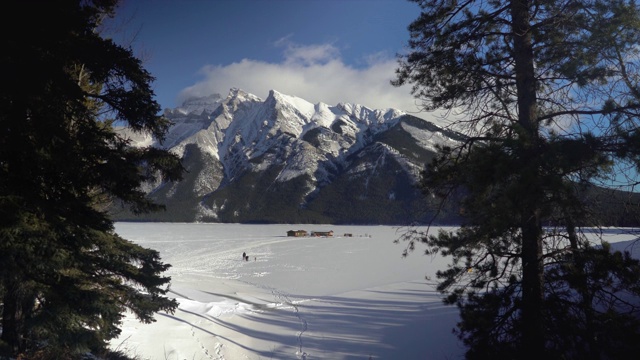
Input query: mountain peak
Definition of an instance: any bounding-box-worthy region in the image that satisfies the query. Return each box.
[167,94,224,117]
[228,87,257,99]
[267,89,315,117]
[116,87,464,224]
[223,88,263,108]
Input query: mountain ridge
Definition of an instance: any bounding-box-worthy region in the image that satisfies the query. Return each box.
[110,88,465,224]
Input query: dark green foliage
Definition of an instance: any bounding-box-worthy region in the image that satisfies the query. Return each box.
[306,142,430,224]
[113,144,222,222]
[375,117,437,164]
[544,243,640,359]
[454,285,522,360]
[0,0,183,357]
[446,242,640,360]
[206,164,320,224]
[395,0,640,358]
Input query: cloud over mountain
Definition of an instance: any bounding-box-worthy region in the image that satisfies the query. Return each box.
[178,41,428,121]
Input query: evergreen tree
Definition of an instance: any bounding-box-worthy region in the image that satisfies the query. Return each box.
[0,0,183,357]
[394,0,640,358]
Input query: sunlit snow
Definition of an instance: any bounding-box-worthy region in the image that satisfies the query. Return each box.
[109,223,639,360]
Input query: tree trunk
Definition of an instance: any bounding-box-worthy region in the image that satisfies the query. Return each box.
[520,216,545,357]
[0,277,35,355]
[1,279,21,355]
[567,221,599,359]
[510,0,545,357]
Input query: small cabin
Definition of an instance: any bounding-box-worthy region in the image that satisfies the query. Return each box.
[311,230,334,237]
[287,230,308,237]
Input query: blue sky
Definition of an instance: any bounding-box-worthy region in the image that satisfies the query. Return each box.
[106,0,425,117]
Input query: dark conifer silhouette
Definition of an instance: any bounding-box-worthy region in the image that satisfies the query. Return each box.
[395,0,640,358]
[0,0,183,357]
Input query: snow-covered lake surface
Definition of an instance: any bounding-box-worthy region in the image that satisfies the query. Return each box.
[110,223,640,360]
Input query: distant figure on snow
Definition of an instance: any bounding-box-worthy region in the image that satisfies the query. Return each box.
[242,252,246,261]
[245,254,249,261]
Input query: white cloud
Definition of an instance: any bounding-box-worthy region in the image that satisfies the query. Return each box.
[178,42,432,120]
[281,41,340,66]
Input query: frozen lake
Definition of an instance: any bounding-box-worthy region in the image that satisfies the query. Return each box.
[110,223,639,360]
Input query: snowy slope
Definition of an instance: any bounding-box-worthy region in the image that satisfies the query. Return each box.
[112,88,463,224]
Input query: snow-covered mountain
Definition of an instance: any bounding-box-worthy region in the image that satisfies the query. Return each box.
[112,88,464,224]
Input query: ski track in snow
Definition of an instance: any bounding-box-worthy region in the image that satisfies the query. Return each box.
[157,230,322,358]
[110,223,471,359]
[160,235,305,279]
[112,223,640,359]
[167,278,314,359]
[190,325,217,360]
[235,277,312,359]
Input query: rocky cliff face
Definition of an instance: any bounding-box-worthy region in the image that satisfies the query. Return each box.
[111,88,464,224]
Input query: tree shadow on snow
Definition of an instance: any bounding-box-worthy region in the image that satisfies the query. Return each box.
[210,285,463,359]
